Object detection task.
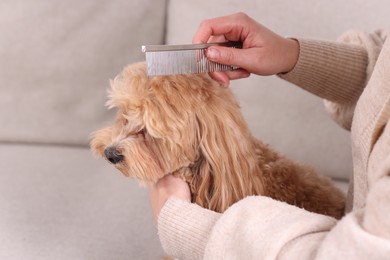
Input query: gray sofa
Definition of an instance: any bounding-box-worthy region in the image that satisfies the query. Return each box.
[1,1,389,259]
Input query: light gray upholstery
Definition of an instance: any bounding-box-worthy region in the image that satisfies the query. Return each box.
[0,144,163,259]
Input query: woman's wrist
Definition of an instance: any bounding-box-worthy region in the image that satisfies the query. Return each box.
[281,38,299,73]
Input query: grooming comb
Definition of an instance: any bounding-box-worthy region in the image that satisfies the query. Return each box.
[142,41,242,76]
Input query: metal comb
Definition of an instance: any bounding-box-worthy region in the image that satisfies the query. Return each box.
[142,41,242,77]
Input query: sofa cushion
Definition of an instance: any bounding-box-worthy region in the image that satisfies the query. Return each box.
[165,0,390,181]
[0,0,166,146]
[0,143,164,259]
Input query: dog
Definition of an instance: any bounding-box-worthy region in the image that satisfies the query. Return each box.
[91,62,345,219]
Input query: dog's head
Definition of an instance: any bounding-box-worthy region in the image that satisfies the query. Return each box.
[91,62,263,211]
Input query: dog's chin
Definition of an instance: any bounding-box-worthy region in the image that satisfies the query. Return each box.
[112,161,167,183]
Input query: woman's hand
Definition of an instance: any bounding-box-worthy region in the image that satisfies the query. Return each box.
[147,174,191,224]
[193,12,299,86]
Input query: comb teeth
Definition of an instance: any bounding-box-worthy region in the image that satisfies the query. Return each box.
[142,42,242,77]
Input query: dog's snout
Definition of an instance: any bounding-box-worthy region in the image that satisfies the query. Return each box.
[104,147,124,164]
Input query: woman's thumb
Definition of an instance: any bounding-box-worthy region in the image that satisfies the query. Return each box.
[206,46,243,67]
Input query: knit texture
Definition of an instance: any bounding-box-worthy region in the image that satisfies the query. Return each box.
[279,38,368,104]
[158,199,220,260]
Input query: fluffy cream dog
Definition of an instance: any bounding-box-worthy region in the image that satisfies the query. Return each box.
[91,62,345,219]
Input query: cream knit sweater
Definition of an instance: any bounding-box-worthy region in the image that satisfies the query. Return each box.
[158,30,390,259]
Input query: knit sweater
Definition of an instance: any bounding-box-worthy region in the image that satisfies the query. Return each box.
[157,30,390,259]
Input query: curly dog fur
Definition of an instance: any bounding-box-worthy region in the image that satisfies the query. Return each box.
[91,62,345,219]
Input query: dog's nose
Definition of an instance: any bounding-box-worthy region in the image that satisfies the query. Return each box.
[104,147,124,164]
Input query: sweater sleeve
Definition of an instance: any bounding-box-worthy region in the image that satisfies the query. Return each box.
[158,199,221,260]
[157,197,335,260]
[158,186,390,259]
[279,31,387,130]
[279,37,368,104]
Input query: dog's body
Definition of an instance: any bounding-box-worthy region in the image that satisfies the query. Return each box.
[91,62,345,219]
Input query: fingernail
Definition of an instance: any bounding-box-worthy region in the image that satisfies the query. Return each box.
[206,47,220,60]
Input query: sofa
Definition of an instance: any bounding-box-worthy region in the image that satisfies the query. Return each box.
[1,1,389,259]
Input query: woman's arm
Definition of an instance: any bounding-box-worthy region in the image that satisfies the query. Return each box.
[158,178,390,260]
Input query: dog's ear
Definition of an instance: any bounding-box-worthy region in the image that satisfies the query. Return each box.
[192,89,264,212]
